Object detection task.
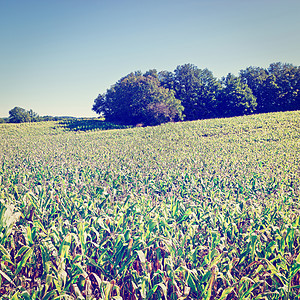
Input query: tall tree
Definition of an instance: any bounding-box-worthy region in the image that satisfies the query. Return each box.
[218,73,257,117]
[240,63,300,113]
[172,64,221,120]
[28,109,40,122]
[267,62,300,111]
[158,70,176,91]
[8,107,31,123]
[92,72,184,125]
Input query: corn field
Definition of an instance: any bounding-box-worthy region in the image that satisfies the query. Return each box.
[0,111,299,299]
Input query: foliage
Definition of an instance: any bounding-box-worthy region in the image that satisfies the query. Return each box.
[61,119,132,131]
[267,63,300,112]
[93,62,299,125]
[28,109,40,122]
[92,72,184,126]
[240,63,300,113]
[0,111,299,299]
[5,108,78,124]
[172,64,221,120]
[8,107,40,123]
[8,107,31,123]
[218,73,257,117]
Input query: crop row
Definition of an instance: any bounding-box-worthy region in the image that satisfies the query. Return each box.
[0,111,299,299]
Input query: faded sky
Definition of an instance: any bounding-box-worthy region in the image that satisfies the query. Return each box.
[0,0,299,117]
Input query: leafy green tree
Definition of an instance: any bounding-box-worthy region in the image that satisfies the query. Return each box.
[92,72,184,125]
[158,70,176,91]
[240,66,269,112]
[240,63,300,113]
[8,107,40,123]
[8,107,31,123]
[143,69,159,79]
[28,109,40,122]
[172,64,221,120]
[218,73,257,117]
[267,62,300,112]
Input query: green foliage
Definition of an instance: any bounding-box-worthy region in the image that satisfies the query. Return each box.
[93,62,299,126]
[8,107,40,123]
[92,72,184,126]
[61,119,132,131]
[267,63,300,112]
[240,63,300,113]
[28,109,40,122]
[8,107,31,123]
[172,64,222,120]
[219,73,257,117]
[0,111,299,299]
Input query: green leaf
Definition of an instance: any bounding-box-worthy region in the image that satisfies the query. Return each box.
[289,263,300,280]
[11,291,19,300]
[210,253,223,268]
[15,247,33,276]
[0,244,10,259]
[0,244,13,265]
[33,219,47,233]
[241,281,261,298]
[186,271,198,294]
[21,291,31,300]
[16,245,30,259]
[40,244,49,273]
[217,286,234,300]
[0,269,15,287]
[58,233,72,259]
[296,252,300,264]
[42,290,58,300]
[148,219,156,232]
[146,284,158,299]
[27,225,34,245]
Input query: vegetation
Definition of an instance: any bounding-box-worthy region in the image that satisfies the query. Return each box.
[93,62,300,125]
[0,111,299,299]
[60,119,132,131]
[240,63,300,113]
[92,71,184,126]
[4,107,77,124]
[8,107,36,123]
[4,62,299,127]
[166,65,222,121]
[218,73,257,117]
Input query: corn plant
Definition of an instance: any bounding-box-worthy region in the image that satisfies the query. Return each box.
[0,111,299,299]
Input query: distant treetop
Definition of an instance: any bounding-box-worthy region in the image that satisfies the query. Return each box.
[8,107,39,123]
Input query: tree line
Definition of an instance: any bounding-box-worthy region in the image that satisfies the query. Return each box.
[2,62,298,125]
[0,106,75,123]
[93,62,300,125]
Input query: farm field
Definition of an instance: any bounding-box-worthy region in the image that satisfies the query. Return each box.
[0,111,300,299]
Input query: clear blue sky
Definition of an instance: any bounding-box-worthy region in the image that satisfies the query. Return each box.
[1,0,299,118]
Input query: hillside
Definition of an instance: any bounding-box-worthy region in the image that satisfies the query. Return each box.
[0,111,299,299]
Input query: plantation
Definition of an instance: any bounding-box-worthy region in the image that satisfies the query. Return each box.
[0,111,299,299]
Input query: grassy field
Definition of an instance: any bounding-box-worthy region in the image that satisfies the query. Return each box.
[0,111,299,299]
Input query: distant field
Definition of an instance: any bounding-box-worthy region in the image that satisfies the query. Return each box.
[0,111,299,299]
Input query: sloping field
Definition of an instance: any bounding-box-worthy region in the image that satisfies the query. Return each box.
[0,111,299,299]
